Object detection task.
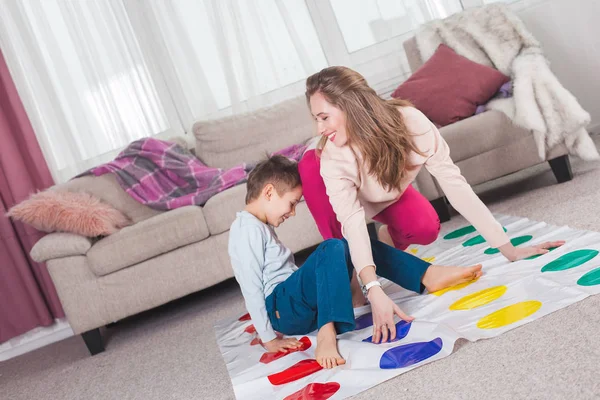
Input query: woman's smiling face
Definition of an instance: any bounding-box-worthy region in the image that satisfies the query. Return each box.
[309,91,348,147]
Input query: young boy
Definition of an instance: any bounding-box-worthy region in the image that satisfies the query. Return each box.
[228,155,482,369]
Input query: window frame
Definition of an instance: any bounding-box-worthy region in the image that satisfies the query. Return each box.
[305,0,463,97]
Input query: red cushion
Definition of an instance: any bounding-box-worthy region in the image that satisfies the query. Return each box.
[392,44,509,127]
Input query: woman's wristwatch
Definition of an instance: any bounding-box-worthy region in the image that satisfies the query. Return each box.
[362,280,382,297]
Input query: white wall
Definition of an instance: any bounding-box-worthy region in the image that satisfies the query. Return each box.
[512,0,600,132]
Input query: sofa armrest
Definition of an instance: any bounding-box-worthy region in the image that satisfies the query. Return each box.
[166,135,195,151]
[30,233,93,262]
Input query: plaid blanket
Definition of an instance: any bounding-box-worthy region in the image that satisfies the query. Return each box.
[84,138,307,210]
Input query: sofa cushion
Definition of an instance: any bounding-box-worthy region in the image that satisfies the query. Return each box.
[392,44,509,127]
[192,96,315,169]
[87,206,209,276]
[439,110,530,162]
[54,174,162,224]
[203,184,247,235]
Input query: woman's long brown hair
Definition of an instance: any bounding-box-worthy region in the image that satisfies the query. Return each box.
[306,66,425,192]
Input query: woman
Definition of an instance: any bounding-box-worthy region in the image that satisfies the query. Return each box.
[298,66,564,341]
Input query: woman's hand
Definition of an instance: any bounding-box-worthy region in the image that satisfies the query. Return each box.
[499,240,566,262]
[367,286,414,344]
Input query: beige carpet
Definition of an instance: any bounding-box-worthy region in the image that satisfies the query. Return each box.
[2,139,600,400]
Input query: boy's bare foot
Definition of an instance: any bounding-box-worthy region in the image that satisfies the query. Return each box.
[316,323,346,369]
[378,225,395,247]
[422,264,483,293]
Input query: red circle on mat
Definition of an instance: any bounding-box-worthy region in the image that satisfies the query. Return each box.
[239,313,251,321]
[284,382,341,400]
[267,359,323,385]
[260,337,312,364]
[250,337,262,346]
[244,324,256,334]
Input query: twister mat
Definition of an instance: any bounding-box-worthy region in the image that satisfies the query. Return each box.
[214,215,600,399]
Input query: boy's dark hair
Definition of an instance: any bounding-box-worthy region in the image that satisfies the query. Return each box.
[245,155,301,204]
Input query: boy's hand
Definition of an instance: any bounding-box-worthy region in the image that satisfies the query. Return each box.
[263,337,303,353]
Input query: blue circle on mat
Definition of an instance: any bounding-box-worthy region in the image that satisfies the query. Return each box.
[363,320,411,343]
[379,337,443,369]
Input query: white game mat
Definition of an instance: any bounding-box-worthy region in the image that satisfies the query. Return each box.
[215,215,600,400]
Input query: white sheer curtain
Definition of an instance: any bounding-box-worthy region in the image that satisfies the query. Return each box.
[128,0,327,127]
[0,0,326,183]
[0,0,182,183]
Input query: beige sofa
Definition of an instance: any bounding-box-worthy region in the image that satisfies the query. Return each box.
[31,96,323,355]
[403,38,573,221]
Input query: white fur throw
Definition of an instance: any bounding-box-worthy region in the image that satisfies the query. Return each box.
[415,4,599,161]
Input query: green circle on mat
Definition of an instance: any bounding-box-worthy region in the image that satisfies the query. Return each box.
[525,247,559,260]
[485,235,533,255]
[444,225,476,240]
[463,235,485,247]
[541,249,599,272]
[462,227,508,248]
[577,267,600,286]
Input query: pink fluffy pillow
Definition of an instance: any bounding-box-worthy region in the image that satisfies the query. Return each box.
[7,191,130,237]
[392,44,509,127]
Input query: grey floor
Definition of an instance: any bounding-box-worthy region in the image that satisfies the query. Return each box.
[3,140,600,400]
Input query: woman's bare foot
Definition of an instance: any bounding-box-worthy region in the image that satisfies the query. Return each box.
[422,264,483,293]
[378,225,395,247]
[316,323,346,369]
[350,271,367,307]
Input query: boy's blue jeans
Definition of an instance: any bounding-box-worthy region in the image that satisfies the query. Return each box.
[265,238,430,336]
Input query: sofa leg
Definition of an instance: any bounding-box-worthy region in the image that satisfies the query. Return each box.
[82,328,105,356]
[548,155,573,183]
[431,197,451,223]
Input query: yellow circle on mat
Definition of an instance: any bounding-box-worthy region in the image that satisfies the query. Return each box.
[422,256,436,263]
[449,286,507,310]
[477,300,542,329]
[409,248,418,255]
[431,278,478,296]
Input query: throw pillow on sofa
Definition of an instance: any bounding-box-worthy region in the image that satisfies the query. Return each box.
[391,44,509,127]
[7,190,130,237]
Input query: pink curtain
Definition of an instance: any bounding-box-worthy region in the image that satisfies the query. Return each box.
[0,49,65,343]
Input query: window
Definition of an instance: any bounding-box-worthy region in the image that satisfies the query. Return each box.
[482,0,519,4]
[144,0,327,123]
[330,0,463,53]
[307,0,463,97]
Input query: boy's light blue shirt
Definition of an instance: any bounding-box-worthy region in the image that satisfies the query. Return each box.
[228,211,297,342]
